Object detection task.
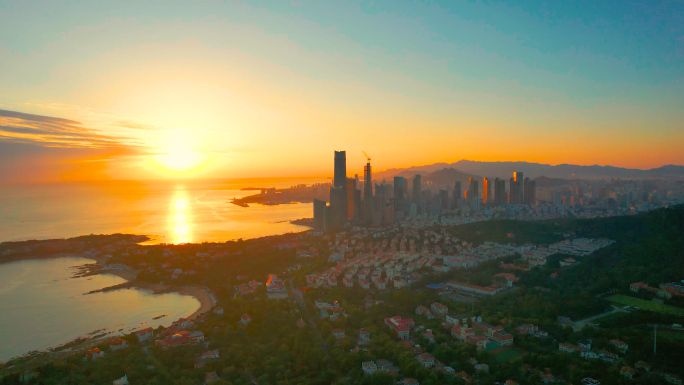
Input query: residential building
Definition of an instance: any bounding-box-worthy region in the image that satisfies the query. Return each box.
[384,316,415,340]
[361,361,377,375]
[416,352,435,368]
[84,348,105,360]
[109,338,128,351]
[240,313,252,325]
[430,302,448,317]
[332,328,345,340]
[135,327,153,342]
[621,367,635,380]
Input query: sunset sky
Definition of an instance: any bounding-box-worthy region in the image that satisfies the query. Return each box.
[1,0,682,182]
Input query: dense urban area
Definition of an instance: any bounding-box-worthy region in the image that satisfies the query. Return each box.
[1,200,683,385]
[1,154,684,385]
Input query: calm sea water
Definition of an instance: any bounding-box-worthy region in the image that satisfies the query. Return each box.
[0,257,200,363]
[0,178,323,244]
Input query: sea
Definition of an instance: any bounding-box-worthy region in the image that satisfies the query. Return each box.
[0,178,324,362]
[0,256,200,362]
[0,178,324,244]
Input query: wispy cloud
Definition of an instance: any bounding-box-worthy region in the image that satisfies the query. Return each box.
[116,120,165,131]
[0,108,143,150]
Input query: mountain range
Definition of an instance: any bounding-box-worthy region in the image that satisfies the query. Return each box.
[372,160,684,184]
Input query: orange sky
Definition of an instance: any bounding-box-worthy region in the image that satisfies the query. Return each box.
[1,2,683,183]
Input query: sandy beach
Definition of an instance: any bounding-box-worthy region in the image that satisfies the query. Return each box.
[5,253,216,321]
[127,282,217,320]
[86,280,217,320]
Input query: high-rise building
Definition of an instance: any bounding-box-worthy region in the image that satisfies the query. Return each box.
[453,181,462,209]
[513,171,524,203]
[329,186,346,229]
[508,177,521,204]
[483,178,490,205]
[330,151,348,228]
[394,176,406,212]
[494,178,507,206]
[413,174,422,206]
[364,160,373,216]
[334,151,347,188]
[439,189,448,209]
[354,188,361,220]
[513,171,523,183]
[313,199,326,231]
[346,178,355,220]
[468,177,479,203]
[524,177,536,205]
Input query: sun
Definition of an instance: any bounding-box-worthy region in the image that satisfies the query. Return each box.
[156,149,204,172]
[153,131,206,173]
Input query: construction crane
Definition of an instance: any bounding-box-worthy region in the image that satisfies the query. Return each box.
[362,151,371,163]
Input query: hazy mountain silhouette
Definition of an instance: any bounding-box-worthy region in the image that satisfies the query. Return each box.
[374,160,684,181]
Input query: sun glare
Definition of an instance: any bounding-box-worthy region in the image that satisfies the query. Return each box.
[153,131,206,173]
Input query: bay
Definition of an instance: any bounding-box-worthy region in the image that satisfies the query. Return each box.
[0,257,201,363]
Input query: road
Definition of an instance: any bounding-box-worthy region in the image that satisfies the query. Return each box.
[572,305,629,331]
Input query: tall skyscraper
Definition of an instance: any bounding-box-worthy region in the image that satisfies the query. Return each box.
[329,186,346,229]
[334,151,347,188]
[509,177,521,204]
[394,176,406,212]
[483,178,490,205]
[513,171,523,183]
[524,177,536,205]
[453,181,462,209]
[468,177,479,203]
[513,171,524,203]
[364,159,373,215]
[494,178,507,205]
[330,151,348,228]
[413,174,422,206]
[346,178,355,220]
[439,189,448,209]
[313,198,326,231]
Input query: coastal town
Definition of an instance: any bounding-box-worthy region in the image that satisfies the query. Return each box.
[1,203,683,385]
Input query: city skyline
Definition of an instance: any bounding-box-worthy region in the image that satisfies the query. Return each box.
[1,1,684,183]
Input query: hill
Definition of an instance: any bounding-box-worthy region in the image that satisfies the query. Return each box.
[372,160,684,181]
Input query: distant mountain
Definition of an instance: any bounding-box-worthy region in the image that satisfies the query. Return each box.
[425,168,481,186]
[373,160,684,181]
[532,176,570,189]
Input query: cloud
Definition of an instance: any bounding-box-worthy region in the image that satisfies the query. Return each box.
[0,108,142,149]
[116,119,165,131]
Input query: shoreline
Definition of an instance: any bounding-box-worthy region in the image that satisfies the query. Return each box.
[85,279,216,320]
[125,282,216,320]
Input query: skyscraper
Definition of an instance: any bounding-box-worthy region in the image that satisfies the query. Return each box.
[524,177,536,205]
[412,174,421,207]
[363,159,373,217]
[346,178,355,220]
[468,177,479,203]
[513,171,524,203]
[483,178,490,205]
[329,186,346,229]
[330,151,348,228]
[394,176,406,212]
[334,151,347,188]
[453,181,462,209]
[439,189,448,209]
[313,198,326,231]
[508,177,521,204]
[494,178,507,205]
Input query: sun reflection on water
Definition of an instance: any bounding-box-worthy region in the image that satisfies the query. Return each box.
[170,188,193,244]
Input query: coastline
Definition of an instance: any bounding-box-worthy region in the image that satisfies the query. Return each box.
[85,278,216,321]
[125,282,216,320]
